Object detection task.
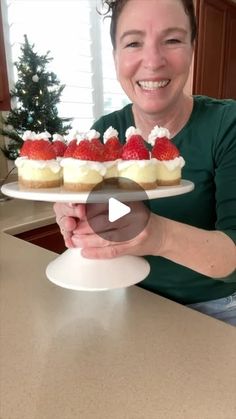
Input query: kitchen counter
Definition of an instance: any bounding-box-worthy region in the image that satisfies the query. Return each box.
[0,197,236,419]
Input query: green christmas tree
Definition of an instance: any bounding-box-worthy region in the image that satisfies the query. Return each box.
[1,35,72,160]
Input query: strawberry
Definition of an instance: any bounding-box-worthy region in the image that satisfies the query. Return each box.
[20,140,32,157]
[121,135,149,160]
[90,138,105,161]
[151,138,180,161]
[91,138,103,149]
[105,136,122,150]
[28,140,56,160]
[104,147,122,161]
[104,137,122,161]
[52,140,67,157]
[63,139,77,157]
[73,140,103,162]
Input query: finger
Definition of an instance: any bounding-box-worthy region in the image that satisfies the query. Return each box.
[74,213,118,235]
[54,202,86,219]
[71,232,111,248]
[60,216,78,233]
[85,202,108,219]
[81,245,120,259]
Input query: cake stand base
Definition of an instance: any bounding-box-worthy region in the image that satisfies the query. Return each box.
[46,248,150,291]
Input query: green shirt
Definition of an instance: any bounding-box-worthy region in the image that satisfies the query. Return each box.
[92,96,236,304]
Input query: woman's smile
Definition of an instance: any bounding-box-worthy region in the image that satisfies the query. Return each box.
[137,79,171,90]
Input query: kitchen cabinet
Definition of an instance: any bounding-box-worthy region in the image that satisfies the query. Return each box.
[15,223,66,254]
[193,0,236,98]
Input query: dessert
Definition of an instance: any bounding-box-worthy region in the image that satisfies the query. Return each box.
[52,133,67,157]
[61,133,105,191]
[148,126,185,185]
[118,127,157,189]
[103,126,122,181]
[15,131,63,188]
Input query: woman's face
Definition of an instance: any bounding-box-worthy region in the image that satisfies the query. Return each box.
[113,0,194,117]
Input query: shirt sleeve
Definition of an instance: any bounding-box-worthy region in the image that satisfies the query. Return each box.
[214,100,236,243]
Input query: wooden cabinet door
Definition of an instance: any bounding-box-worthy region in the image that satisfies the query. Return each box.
[223,3,236,98]
[193,0,228,98]
[193,0,236,99]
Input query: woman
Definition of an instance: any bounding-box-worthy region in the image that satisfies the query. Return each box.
[54,0,236,325]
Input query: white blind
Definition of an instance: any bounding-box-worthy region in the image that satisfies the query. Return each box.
[3,0,129,133]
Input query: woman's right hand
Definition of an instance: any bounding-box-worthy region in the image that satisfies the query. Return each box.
[53,202,86,248]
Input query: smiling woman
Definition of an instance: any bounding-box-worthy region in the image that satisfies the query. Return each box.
[53,0,236,326]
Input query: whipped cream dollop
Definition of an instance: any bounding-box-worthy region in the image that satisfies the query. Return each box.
[61,158,106,176]
[22,130,51,141]
[148,125,171,146]
[125,126,142,141]
[52,133,65,142]
[156,156,185,171]
[65,128,82,143]
[86,129,100,141]
[22,130,37,141]
[103,126,119,143]
[118,158,156,170]
[35,131,51,140]
[15,157,61,173]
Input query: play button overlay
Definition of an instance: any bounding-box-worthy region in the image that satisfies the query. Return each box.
[108,198,131,222]
[86,177,150,243]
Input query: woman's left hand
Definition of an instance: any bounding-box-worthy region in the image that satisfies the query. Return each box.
[71,201,166,259]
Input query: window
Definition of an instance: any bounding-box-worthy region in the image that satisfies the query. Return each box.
[3,0,129,132]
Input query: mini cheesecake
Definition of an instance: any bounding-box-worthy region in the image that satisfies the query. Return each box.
[61,136,105,191]
[118,126,157,189]
[16,131,62,188]
[148,126,185,186]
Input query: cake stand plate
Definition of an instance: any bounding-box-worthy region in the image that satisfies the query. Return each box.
[1,180,194,291]
[1,180,194,203]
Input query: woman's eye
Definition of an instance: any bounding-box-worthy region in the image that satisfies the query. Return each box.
[165,38,181,44]
[125,41,140,48]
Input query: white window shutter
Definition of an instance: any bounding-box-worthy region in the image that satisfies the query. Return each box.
[3,0,129,133]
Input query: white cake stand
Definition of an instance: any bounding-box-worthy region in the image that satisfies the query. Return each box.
[1,180,194,291]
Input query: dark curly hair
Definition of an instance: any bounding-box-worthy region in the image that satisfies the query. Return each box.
[101,0,197,49]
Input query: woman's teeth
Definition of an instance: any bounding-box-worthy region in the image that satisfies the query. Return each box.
[138,80,170,90]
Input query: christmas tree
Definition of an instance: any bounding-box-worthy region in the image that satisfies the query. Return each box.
[1,35,72,160]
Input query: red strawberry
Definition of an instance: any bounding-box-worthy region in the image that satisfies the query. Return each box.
[73,140,103,162]
[90,138,105,161]
[151,138,180,160]
[91,138,103,149]
[52,140,67,157]
[104,137,122,161]
[28,140,56,160]
[63,139,77,157]
[20,140,32,156]
[121,135,149,160]
[105,137,122,150]
[104,147,122,161]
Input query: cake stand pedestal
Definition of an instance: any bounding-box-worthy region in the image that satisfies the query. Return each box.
[1,180,194,291]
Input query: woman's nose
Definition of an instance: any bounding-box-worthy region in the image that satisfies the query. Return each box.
[143,43,166,70]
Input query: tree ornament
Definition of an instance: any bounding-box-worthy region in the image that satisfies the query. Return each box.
[27,115,33,123]
[32,74,39,82]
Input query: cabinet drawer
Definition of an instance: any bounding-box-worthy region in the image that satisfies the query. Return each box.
[15,223,66,254]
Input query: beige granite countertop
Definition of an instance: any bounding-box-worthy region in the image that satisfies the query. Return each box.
[0,195,236,419]
[0,196,55,234]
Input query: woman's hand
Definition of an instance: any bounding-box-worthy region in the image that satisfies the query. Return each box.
[53,202,86,248]
[70,201,167,259]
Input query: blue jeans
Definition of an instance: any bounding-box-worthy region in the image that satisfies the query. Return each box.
[188,292,236,326]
